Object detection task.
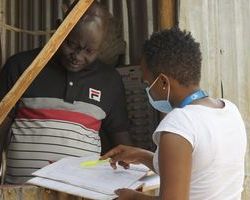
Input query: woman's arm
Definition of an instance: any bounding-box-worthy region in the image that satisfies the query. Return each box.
[101,132,192,200]
[158,132,192,200]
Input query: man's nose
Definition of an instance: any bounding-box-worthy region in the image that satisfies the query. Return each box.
[71,51,87,62]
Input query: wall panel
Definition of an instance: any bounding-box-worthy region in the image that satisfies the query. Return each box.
[0,0,158,67]
[179,0,250,199]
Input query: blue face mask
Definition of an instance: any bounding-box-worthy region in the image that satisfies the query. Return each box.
[145,75,173,113]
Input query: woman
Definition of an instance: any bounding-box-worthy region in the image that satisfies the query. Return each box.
[101,27,247,200]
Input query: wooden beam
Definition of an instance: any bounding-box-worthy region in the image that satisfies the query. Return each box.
[0,0,94,125]
[158,0,176,29]
[0,185,91,199]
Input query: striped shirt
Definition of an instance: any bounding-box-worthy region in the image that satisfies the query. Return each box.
[0,48,128,184]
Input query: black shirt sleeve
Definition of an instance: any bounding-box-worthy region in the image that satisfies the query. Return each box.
[0,57,19,101]
[0,48,40,101]
[0,55,21,141]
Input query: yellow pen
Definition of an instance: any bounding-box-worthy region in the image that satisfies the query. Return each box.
[80,158,110,168]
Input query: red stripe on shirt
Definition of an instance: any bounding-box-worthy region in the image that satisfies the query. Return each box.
[91,90,100,95]
[16,108,101,132]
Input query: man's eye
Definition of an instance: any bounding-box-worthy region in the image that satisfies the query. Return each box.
[85,48,94,54]
[66,40,77,49]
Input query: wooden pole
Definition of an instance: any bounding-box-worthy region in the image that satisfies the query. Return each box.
[158,0,176,29]
[0,0,6,67]
[0,0,94,124]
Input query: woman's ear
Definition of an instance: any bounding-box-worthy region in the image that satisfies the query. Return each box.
[159,73,168,88]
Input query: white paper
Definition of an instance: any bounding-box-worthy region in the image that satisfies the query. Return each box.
[28,177,116,200]
[140,174,160,192]
[31,156,148,195]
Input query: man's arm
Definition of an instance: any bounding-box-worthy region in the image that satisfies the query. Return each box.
[0,114,14,168]
[0,55,19,168]
[109,131,132,146]
[100,131,132,155]
[100,70,133,154]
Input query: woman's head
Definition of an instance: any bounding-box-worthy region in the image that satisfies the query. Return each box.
[142,27,202,110]
[142,27,202,87]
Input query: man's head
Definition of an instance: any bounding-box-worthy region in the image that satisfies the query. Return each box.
[142,27,202,87]
[58,1,110,72]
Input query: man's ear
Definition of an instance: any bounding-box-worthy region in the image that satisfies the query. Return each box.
[55,19,62,29]
[62,0,76,15]
[62,3,69,14]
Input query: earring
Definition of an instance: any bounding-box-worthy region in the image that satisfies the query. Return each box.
[163,87,166,90]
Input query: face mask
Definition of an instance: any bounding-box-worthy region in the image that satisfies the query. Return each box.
[145,75,173,113]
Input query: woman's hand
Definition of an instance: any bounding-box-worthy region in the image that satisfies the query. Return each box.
[100,145,142,169]
[115,188,138,200]
[115,188,155,200]
[101,144,155,171]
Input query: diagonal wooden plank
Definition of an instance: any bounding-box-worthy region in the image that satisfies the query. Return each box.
[0,0,94,124]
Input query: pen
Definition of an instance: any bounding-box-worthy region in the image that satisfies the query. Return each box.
[80,158,110,168]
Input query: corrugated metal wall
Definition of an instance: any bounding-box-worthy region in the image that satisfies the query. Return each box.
[100,0,158,64]
[0,0,158,67]
[179,0,250,199]
[0,0,63,66]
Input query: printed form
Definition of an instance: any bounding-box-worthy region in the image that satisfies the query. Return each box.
[28,155,150,199]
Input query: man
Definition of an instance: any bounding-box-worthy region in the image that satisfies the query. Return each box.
[0,1,131,184]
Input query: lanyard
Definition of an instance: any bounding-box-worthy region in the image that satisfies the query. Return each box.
[179,89,208,108]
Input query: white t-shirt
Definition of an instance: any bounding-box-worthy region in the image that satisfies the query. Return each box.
[153,99,247,200]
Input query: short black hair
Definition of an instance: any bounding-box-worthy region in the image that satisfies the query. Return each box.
[143,27,202,86]
[64,0,111,24]
[64,0,111,39]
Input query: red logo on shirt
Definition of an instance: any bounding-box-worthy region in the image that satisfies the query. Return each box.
[89,88,101,102]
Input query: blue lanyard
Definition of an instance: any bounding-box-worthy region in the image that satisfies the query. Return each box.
[179,89,208,108]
